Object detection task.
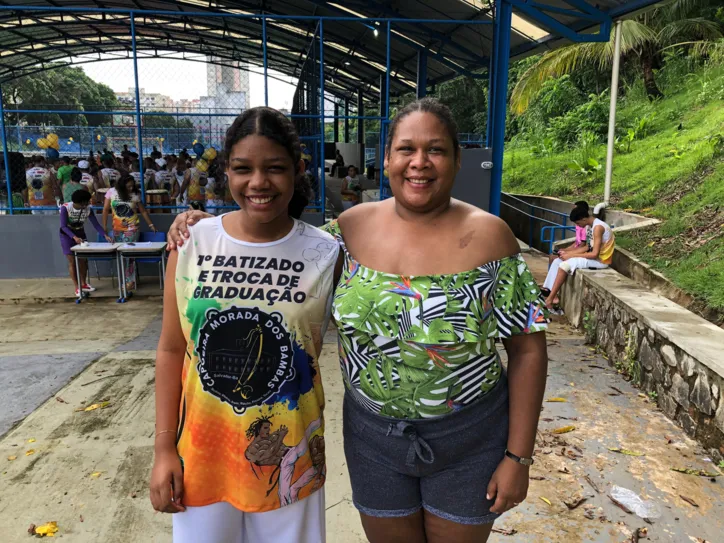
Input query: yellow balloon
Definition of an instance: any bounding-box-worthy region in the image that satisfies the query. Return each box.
[160,137,165,142]
[52,142,60,150]
[196,159,208,172]
[25,139,31,145]
[47,133,59,144]
[69,137,74,142]
[97,134,102,141]
[37,138,49,149]
[202,147,217,161]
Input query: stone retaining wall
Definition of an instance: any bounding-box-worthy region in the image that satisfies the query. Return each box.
[562,269,724,463]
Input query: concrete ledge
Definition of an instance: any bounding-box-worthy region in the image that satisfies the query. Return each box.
[562,268,724,461]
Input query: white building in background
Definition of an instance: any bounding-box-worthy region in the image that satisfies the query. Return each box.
[197,58,250,145]
[114,88,175,125]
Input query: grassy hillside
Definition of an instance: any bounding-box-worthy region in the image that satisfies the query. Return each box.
[503,65,724,315]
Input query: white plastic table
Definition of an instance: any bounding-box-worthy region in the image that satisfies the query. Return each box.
[117,241,168,300]
[70,242,123,303]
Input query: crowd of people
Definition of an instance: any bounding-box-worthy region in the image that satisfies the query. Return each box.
[23,145,231,296]
[22,144,231,214]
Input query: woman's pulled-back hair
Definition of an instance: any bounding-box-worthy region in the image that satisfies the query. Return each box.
[224,107,311,219]
[570,204,590,222]
[385,98,460,160]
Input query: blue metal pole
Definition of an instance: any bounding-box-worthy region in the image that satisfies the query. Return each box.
[489,0,513,217]
[385,21,391,119]
[263,16,269,107]
[16,122,22,151]
[486,2,498,148]
[0,84,14,215]
[319,20,326,214]
[417,50,427,99]
[130,13,146,208]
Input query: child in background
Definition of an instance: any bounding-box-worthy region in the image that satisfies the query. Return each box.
[60,189,112,296]
[103,174,157,293]
[340,165,361,210]
[62,167,86,204]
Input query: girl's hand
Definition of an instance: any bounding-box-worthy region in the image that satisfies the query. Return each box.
[150,224,158,233]
[487,455,530,514]
[73,236,83,244]
[167,210,212,250]
[104,235,113,243]
[149,446,186,514]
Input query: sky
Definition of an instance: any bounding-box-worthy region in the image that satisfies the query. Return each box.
[80,57,298,109]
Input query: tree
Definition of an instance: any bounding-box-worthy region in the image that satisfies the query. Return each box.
[3,65,119,126]
[510,0,722,113]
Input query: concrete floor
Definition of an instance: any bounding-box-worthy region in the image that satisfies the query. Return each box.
[0,253,722,542]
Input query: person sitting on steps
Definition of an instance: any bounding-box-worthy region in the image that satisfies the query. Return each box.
[543,203,615,310]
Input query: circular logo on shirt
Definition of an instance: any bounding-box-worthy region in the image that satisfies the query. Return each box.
[195,307,295,414]
[31,179,44,190]
[114,202,134,218]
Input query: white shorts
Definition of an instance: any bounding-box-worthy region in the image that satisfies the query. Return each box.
[543,257,608,290]
[172,489,325,543]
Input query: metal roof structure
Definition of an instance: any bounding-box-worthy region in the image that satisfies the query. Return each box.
[0,1,666,101]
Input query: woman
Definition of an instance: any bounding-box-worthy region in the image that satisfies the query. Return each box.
[151,107,338,543]
[168,98,549,543]
[205,159,226,214]
[340,165,361,210]
[24,155,60,215]
[59,189,112,296]
[62,167,86,205]
[543,204,615,309]
[102,174,156,293]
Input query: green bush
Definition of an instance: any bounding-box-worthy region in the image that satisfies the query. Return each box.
[547,91,610,148]
[519,75,585,135]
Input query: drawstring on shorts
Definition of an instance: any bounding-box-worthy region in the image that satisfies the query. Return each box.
[386,421,435,467]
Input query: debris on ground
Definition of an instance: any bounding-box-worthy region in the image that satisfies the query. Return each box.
[670,467,719,478]
[609,486,661,519]
[609,447,645,456]
[492,527,518,536]
[564,493,587,509]
[680,495,700,508]
[552,425,575,434]
[75,401,111,412]
[30,521,59,537]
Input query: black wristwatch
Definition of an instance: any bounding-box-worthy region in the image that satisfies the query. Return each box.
[505,449,534,466]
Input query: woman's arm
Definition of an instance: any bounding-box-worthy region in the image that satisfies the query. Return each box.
[137,201,157,231]
[88,210,112,241]
[488,331,548,514]
[575,225,603,260]
[102,197,111,234]
[150,250,187,513]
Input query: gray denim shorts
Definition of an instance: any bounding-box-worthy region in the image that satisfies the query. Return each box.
[343,376,509,525]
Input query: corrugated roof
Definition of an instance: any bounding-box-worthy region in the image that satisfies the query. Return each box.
[0,1,666,100]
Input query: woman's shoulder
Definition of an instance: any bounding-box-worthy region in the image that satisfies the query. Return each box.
[453,201,520,261]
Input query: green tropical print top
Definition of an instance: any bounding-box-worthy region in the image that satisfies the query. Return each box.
[322,220,547,419]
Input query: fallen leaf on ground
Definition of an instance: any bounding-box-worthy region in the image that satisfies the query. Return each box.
[90,471,103,478]
[584,508,596,520]
[7,455,17,461]
[546,397,567,402]
[539,497,552,506]
[558,465,571,474]
[492,527,517,536]
[75,401,111,412]
[28,524,36,535]
[609,448,644,456]
[671,467,719,477]
[25,449,35,456]
[27,438,36,444]
[552,425,575,434]
[79,515,84,523]
[680,495,699,507]
[530,475,546,480]
[55,397,67,404]
[564,494,587,509]
[33,521,59,537]
[690,538,709,543]
[584,475,602,493]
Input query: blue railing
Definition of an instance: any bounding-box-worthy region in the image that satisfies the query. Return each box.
[500,193,573,251]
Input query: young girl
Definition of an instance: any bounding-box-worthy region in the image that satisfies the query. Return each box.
[150,107,339,543]
[102,174,156,293]
[544,204,615,308]
[60,189,112,296]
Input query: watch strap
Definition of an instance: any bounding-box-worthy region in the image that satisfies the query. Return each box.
[505,449,534,466]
